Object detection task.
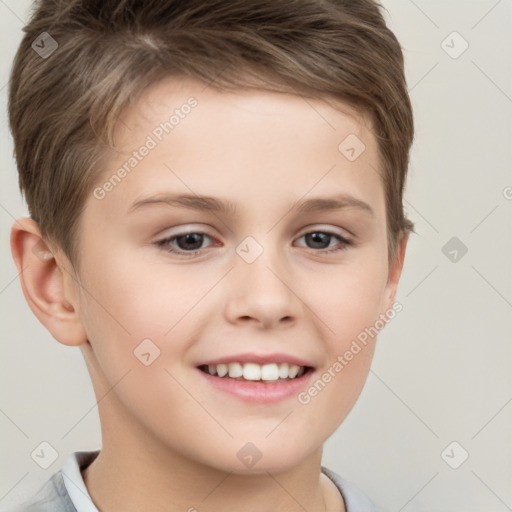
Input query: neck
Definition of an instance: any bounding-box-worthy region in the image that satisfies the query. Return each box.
[82,437,344,512]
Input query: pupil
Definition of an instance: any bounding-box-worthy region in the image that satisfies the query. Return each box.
[178,233,203,250]
[307,232,329,249]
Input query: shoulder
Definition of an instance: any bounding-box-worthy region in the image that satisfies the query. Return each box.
[321,466,381,512]
[4,470,76,512]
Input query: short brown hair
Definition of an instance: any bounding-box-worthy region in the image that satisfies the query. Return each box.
[9,0,415,272]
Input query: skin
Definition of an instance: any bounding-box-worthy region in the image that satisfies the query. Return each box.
[11,77,408,512]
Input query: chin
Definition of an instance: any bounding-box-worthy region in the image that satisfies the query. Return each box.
[199,439,317,476]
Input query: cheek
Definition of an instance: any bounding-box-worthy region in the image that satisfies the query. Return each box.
[300,344,376,447]
[80,248,200,335]
[302,256,385,415]
[311,253,388,345]
[76,259,199,425]
[76,251,214,383]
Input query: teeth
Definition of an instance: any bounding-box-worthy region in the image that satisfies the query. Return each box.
[288,365,299,379]
[216,363,228,377]
[261,363,279,381]
[203,362,306,381]
[228,362,243,378]
[242,363,261,381]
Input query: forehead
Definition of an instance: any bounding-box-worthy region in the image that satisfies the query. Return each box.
[92,76,384,222]
[118,76,372,145]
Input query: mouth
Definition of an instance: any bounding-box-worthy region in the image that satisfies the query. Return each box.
[197,362,314,383]
[195,353,316,403]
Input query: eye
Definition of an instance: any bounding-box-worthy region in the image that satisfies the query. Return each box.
[295,230,352,254]
[155,228,352,257]
[155,231,214,257]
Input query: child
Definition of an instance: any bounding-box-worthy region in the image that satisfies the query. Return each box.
[8,0,414,510]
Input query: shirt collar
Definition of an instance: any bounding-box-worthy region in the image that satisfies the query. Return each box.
[61,451,100,512]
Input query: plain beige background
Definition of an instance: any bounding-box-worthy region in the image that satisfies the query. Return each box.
[1,1,511,511]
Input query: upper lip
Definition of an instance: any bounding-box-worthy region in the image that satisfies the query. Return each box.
[197,353,314,368]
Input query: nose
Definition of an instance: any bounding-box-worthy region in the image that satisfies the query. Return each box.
[223,244,300,329]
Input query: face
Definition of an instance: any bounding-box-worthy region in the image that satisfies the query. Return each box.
[71,77,404,474]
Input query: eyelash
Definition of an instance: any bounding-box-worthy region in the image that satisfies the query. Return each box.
[155,229,353,257]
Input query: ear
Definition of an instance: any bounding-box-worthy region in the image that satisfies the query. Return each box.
[382,230,410,313]
[10,218,88,347]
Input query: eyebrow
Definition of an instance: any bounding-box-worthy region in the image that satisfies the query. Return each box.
[128,193,374,217]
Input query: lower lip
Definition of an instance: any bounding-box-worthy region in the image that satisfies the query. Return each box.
[196,368,314,403]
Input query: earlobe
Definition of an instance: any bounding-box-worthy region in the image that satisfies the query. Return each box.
[10,218,88,347]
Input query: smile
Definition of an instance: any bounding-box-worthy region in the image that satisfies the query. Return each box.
[198,362,312,382]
